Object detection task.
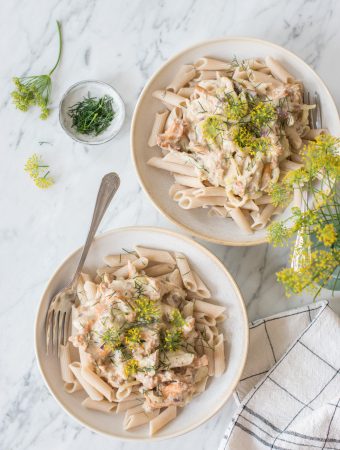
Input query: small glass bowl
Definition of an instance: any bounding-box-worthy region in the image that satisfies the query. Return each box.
[59,80,125,145]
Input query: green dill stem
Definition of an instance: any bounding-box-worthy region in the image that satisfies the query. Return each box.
[49,21,62,76]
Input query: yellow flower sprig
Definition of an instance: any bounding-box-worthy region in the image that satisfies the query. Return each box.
[11,21,62,119]
[124,359,139,377]
[125,327,142,349]
[267,134,340,298]
[24,154,54,189]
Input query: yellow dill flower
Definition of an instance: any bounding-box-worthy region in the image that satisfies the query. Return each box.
[303,134,340,179]
[278,249,339,296]
[201,115,226,143]
[269,182,292,207]
[224,93,248,121]
[34,173,54,189]
[24,154,54,189]
[249,102,276,128]
[11,22,62,120]
[314,191,332,209]
[24,153,47,178]
[283,168,310,187]
[101,327,121,351]
[135,296,160,324]
[125,327,142,348]
[267,221,291,247]
[162,328,182,352]
[315,223,337,247]
[170,309,185,328]
[124,359,139,377]
[233,125,253,148]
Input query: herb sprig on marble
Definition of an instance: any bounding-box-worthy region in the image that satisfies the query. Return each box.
[11,21,62,119]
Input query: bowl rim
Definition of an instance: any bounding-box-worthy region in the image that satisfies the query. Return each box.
[59,79,126,145]
[131,35,340,246]
[34,225,249,441]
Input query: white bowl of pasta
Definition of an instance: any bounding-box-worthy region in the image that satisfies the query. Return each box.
[131,37,340,246]
[35,227,248,440]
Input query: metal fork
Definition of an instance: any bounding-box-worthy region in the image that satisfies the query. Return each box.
[45,172,120,355]
[290,91,322,270]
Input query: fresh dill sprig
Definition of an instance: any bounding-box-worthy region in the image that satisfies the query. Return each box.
[161,328,183,352]
[135,296,160,324]
[68,94,115,136]
[101,326,121,351]
[24,154,54,189]
[11,21,62,119]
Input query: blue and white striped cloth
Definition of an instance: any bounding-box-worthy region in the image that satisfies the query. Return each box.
[220,301,340,450]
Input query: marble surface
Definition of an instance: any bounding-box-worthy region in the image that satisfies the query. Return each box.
[0,0,339,449]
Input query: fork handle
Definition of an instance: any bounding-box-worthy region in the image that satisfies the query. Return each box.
[71,172,120,288]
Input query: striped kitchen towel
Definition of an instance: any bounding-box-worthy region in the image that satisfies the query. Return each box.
[220,301,340,450]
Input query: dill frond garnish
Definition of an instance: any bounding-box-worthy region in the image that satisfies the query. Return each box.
[125,327,142,348]
[135,296,160,324]
[124,359,139,377]
[11,21,62,119]
[101,326,121,351]
[161,328,183,352]
[169,309,185,328]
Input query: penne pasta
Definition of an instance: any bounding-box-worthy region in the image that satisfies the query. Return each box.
[166,64,196,92]
[173,174,204,188]
[192,271,211,298]
[152,90,187,108]
[174,252,197,291]
[113,257,148,278]
[213,334,226,377]
[147,156,197,177]
[265,56,295,83]
[81,366,116,402]
[149,406,177,436]
[194,57,232,71]
[178,195,227,209]
[69,362,104,401]
[82,397,117,413]
[135,246,175,264]
[144,263,175,277]
[148,110,169,147]
[104,253,137,267]
[227,208,253,234]
[194,299,226,319]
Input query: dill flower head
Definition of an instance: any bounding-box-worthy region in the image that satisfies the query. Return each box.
[283,168,310,187]
[24,154,54,189]
[224,93,248,121]
[12,76,51,119]
[233,125,254,149]
[125,327,142,348]
[124,359,139,377]
[135,296,160,324]
[269,182,292,207]
[201,115,226,143]
[170,309,185,328]
[303,134,340,179]
[267,221,291,247]
[34,173,54,189]
[162,328,183,352]
[278,249,340,297]
[315,223,337,247]
[24,153,45,178]
[101,326,121,351]
[249,102,276,128]
[11,21,62,120]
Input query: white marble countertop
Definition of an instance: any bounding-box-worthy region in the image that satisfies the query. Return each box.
[0,0,339,449]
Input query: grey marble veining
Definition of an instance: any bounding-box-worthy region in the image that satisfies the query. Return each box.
[0,0,339,449]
